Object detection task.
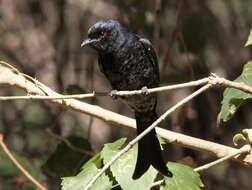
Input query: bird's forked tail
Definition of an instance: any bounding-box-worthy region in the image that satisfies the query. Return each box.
[132,110,173,179]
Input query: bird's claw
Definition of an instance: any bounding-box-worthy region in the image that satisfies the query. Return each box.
[141,86,149,95]
[110,90,118,99]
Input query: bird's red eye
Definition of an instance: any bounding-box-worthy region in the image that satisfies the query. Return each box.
[100,31,107,38]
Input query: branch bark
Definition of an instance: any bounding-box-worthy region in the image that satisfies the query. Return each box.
[0,63,252,168]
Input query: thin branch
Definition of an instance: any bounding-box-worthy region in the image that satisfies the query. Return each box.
[0,93,98,100]
[0,134,47,190]
[83,84,212,190]
[0,78,209,100]
[152,144,251,188]
[1,73,252,101]
[209,73,252,94]
[195,144,251,172]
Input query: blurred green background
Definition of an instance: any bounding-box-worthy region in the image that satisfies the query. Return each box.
[0,0,252,189]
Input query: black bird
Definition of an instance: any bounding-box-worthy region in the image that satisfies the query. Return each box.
[81,19,172,179]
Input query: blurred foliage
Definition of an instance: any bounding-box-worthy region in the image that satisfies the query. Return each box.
[0,0,252,189]
[0,150,45,190]
[42,136,92,177]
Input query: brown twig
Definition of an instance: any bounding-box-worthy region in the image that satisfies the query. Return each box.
[0,78,209,100]
[1,73,252,100]
[0,134,47,190]
[152,144,251,187]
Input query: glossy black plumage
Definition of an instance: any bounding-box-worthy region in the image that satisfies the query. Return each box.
[81,19,172,179]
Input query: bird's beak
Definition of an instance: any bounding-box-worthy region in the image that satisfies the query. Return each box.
[81,38,98,47]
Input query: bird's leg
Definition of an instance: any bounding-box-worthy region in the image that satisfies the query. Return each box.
[141,86,150,95]
[110,89,118,99]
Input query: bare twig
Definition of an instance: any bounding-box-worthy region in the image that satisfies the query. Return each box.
[208,73,252,94]
[0,134,47,190]
[83,84,212,190]
[1,72,252,101]
[0,77,209,100]
[152,144,251,187]
[195,144,251,172]
[1,59,252,100]
[0,92,99,100]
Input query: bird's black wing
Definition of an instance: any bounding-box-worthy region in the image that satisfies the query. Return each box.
[138,37,160,83]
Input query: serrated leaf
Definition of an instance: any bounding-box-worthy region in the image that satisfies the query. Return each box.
[61,164,112,190]
[218,61,252,123]
[245,29,252,47]
[102,138,157,190]
[104,138,127,151]
[161,162,203,190]
[82,153,102,170]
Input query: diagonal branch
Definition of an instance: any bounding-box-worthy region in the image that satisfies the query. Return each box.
[84,84,212,190]
[152,144,251,188]
[0,134,47,190]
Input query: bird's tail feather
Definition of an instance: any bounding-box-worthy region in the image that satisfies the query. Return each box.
[132,111,173,179]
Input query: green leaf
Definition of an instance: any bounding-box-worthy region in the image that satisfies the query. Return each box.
[102,138,127,151]
[102,138,157,190]
[245,29,252,47]
[161,162,203,190]
[61,164,112,190]
[42,136,92,177]
[218,61,252,123]
[82,152,102,170]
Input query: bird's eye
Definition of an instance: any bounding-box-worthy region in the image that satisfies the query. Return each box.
[99,31,107,38]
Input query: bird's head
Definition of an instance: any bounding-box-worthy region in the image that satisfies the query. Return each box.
[81,19,123,53]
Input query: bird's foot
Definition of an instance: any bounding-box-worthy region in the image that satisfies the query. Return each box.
[141,86,149,95]
[110,90,118,99]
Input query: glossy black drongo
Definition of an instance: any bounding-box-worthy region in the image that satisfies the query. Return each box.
[81,19,172,179]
